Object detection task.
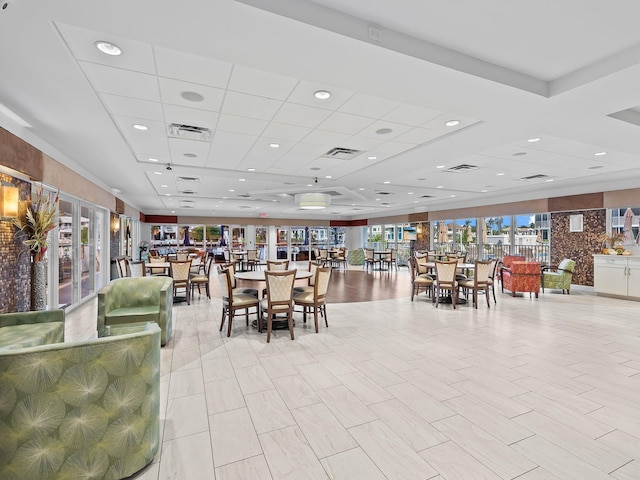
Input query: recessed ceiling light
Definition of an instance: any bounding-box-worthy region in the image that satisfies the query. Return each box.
[165,193,171,196]
[229,189,235,192]
[445,120,460,127]
[154,172,163,175]
[450,194,456,198]
[181,91,204,102]
[497,172,505,176]
[314,90,331,100]
[594,151,607,156]
[436,185,443,189]
[359,188,365,191]
[325,175,332,179]
[408,192,414,195]
[527,137,541,143]
[171,211,175,213]
[414,200,418,203]
[148,157,159,162]
[247,168,256,172]
[222,196,228,199]
[436,165,445,169]
[306,184,313,187]
[160,184,168,188]
[184,153,197,158]
[239,178,246,182]
[269,143,280,148]
[383,181,391,184]
[376,128,393,135]
[375,198,380,201]
[546,178,554,182]
[94,40,122,56]
[133,124,148,131]
[481,189,488,193]
[368,156,377,160]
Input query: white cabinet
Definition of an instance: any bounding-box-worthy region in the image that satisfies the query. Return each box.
[593,255,640,299]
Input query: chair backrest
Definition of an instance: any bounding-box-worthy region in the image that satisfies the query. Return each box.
[503,255,525,268]
[247,249,258,261]
[408,257,418,281]
[435,260,457,285]
[267,260,289,270]
[176,252,189,261]
[129,260,146,277]
[264,270,296,306]
[223,249,231,262]
[225,262,237,288]
[319,249,328,260]
[473,260,493,285]
[217,266,232,299]
[488,258,499,280]
[170,259,192,282]
[314,267,332,298]
[390,249,397,260]
[308,261,320,285]
[117,257,129,278]
[364,249,374,261]
[558,258,576,274]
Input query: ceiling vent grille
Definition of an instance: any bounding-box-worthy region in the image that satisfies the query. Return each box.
[180,190,196,195]
[444,164,478,173]
[168,123,212,142]
[376,191,393,195]
[322,147,361,160]
[520,174,549,181]
[179,200,195,208]
[420,195,433,198]
[176,176,200,183]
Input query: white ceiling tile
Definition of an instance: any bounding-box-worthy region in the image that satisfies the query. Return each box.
[383,104,444,126]
[222,91,282,120]
[228,64,299,100]
[207,144,249,170]
[216,114,268,136]
[100,94,164,121]
[57,22,156,74]
[375,141,419,156]
[421,114,480,131]
[340,135,386,151]
[81,62,160,101]
[299,130,350,147]
[158,77,225,111]
[112,115,166,138]
[287,80,355,110]
[392,127,443,144]
[163,104,219,130]
[357,120,414,140]
[168,138,211,166]
[123,134,170,155]
[135,153,171,164]
[154,46,232,88]
[285,142,329,157]
[316,112,376,135]
[261,122,312,142]
[212,130,258,148]
[338,93,399,118]
[272,103,332,128]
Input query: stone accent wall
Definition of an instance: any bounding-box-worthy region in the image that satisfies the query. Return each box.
[413,222,431,251]
[0,175,32,312]
[551,210,605,286]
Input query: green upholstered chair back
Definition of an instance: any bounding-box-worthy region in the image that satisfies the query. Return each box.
[0,322,161,480]
[558,258,576,273]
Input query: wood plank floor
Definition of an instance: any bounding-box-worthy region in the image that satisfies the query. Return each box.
[66,266,640,479]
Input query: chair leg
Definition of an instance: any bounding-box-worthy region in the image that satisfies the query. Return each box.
[219,307,227,332]
[267,315,272,343]
[323,304,328,327]
[485,286,490,308]
[314,307,319,333]
[227,313,233,337]
[289,308,295,340]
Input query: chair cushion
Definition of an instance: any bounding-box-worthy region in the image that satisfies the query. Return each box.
[231,294,260,307]
[293,291,315,304]
[190,274,207,282]
[0,322,64,350]
[233,287,259,297]
[414,277,433,286]
[106,305,160,325]
[260,299,290,311]
[293,285,314,294]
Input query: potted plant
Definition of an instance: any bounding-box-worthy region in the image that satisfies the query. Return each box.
[13,185,59,310]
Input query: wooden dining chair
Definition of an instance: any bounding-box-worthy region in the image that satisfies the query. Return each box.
[169,259,192,304]
[434,259,459,308]
[129,260,146,277]
[408,257,433,301]
[458,260,493,308]
[260,270,296,342]
[190,256,214,299]
[294,267,331,333]
[217,266,259,337]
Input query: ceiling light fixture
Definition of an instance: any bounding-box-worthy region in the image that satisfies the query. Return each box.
[239,178,246,182]
[594,151,607,156]
[295,192,331,210]
[368,156,377,160]
[383,181,391,184]
[94,41,122,56]
[314,90,331,100]
[436,165,445,169]
[161,184,168,188]
[181,91,204,102]
[247,168,256,172]
[148,157,158,162]
[527,137,541,143]
[445,120,460,127]
[376,128,393,135]
[325,175,332,179]
[497,172,505,176]
[269,143,280,148]
[133,124,148,131]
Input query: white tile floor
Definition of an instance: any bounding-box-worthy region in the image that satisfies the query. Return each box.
[67,271,640,480]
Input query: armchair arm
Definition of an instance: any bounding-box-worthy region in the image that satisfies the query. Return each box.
[0,309,65,328]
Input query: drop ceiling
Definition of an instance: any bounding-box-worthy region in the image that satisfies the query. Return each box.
[2,0,640,220]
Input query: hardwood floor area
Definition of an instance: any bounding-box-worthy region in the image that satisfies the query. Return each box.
[66,267,640,480]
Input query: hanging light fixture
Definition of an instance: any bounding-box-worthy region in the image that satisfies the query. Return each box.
[295,193,331,210]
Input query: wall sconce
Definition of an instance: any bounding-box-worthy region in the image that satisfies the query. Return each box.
[0,185,19,218]
[112,216,120,233]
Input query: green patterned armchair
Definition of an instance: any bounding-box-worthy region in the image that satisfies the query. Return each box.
[98,277,173,346]
[0,310,65,350]
[541,258,576,294]
[0,322,161,480]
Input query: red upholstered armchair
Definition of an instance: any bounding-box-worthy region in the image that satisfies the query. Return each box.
[501,261,541,298]
[496,255,525,284]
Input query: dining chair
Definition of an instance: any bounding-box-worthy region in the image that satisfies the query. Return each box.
[217,266,259,337]
[408,257,433,301]
[261,270,296,342]
[382,249,398,271]
[363,248,379,272]
[487,258,499,303]
[332,248,347,271]
[176,251,189,261]
[129,260,146,277]
[191,255,214,298]
[246,249,260,270]
[294,261,321,295]
[294,267,331,333]
[434,259,459,308]
[318,249,329,267]
[224,262,259,298]
[458,259,493,308]
[116,256,129,278]
[169,259,192,304]
[267,260,289,270]
[148,256,168,276]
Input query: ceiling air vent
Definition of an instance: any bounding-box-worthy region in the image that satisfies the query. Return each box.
[238,194,252,198]
[176,176,200,183]
[420,195,433,198]
[445,164,478,173]
[179,200,195,208]
[168,123,212,142]
[180,190,196,195]
[376,191,393,195]
[519,174,549,181]
[322,147,361,160]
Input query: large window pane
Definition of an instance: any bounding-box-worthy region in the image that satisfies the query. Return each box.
[58,199,73,309]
